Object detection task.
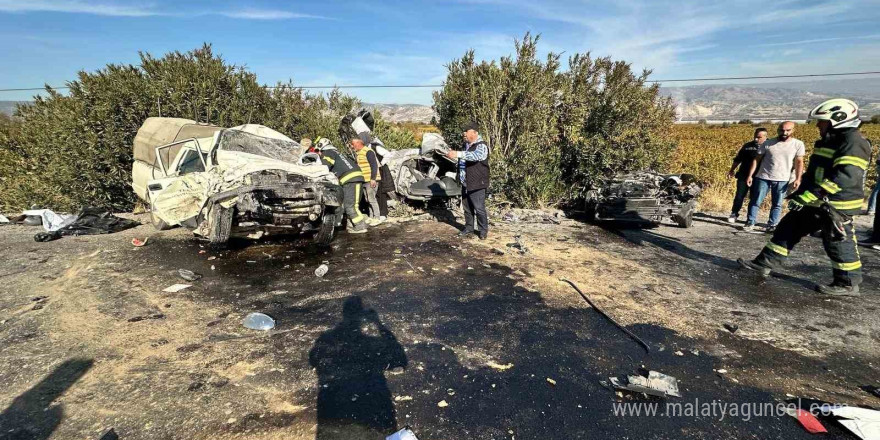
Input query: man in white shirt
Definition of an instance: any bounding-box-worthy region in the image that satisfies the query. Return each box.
[743,121,805,232]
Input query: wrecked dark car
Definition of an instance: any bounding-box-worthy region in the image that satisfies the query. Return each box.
[131,118,342,246]
[584,171,701,228]
[339,110,462,203]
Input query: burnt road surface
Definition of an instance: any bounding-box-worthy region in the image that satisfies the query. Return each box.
[0,211,877,439]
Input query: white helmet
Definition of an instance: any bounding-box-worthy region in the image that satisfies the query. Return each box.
[808,98,861,129]
[315,137,334,150]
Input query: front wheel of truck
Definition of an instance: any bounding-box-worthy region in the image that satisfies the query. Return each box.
[313,211,337,246]
[208,204,234,248]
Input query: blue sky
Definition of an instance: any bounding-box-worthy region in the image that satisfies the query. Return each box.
[1,0,879,105]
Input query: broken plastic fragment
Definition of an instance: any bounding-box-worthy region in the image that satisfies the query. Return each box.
[789,409,828,434]
[437,400,448,408]
[609,371,681,398]
[242,312,275,331]
[546,378,557,386]
[386,427,420,440]
[163,284,192,293]
[131,237,148,247]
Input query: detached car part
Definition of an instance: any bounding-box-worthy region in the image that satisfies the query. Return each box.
[585,171,702,228]
[339,110,462,203]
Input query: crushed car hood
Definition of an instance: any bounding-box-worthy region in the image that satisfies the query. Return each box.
[151,125,336,225]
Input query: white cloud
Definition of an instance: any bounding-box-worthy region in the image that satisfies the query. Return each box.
[218,9,327,20]
[0,0,324,20]
[0,0,158,16]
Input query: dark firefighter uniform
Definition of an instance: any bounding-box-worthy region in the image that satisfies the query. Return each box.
[752,127,871,287]
[320,147,367,231]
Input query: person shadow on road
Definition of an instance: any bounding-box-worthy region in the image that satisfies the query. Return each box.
[309,296,407,440]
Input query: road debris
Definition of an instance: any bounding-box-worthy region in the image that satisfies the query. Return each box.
[487,361,514,371]
[784,408,828,434]
[32,207,139,242]
[128,313,165,323]
[437,400,448,408]
[863,386,880,399]
[162,284,192,293]
[315,263,329,277]
[824,406,880,440]
[546,378,557,386]
[0,214,9,224]
[609,370,681,398]
[394,395,413,402]
[178,269,202,282]
[131,237,148,247]
[723,323,739,333]
[386,427,420,440]
[561,278,650,353]
[242,312,275,331]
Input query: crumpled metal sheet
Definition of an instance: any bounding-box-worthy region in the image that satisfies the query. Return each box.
[610,370,681,398]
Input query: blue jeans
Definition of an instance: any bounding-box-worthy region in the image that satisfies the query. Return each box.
[868,164,880,213]
[730,177,751,217]
[747,178,788,226]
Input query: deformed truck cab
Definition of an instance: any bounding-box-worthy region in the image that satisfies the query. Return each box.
[131,117,342,246]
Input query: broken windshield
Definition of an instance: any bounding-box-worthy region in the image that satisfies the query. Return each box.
[215,129,304,164]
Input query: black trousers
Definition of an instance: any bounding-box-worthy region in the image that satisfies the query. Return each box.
[377,189,390,217]
[753,207,862,286]
[873,209,880,241]
[462,188,488,236]
[731,176,751,216]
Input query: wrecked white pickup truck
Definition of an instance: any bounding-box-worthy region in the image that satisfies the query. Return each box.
[131,117,342,246]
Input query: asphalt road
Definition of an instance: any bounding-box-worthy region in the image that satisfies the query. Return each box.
[0,211,877,439]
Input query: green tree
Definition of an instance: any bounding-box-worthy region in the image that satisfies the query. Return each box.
[0,44,361,212]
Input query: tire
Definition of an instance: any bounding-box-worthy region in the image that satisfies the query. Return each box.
[313,211,337,246]
[208,204,234,248]
[147,194,172,231]
[673,201,696,228]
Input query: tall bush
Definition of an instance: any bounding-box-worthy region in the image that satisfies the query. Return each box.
[0,45,366,212]
[433,33,676,207]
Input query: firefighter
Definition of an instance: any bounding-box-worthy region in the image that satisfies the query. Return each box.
[738,99,871,296]
[315,137,368,234]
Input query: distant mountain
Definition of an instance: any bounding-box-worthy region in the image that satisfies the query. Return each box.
[661,78,880,121]
[0,101,25,116]
[367,103,436,124]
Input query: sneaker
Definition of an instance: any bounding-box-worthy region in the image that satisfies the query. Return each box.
[741,224,761,233]
[456,229,475,238]
[817,284,860,297]
[478,234,488,241]
[727,215,737,224]
[764,225,776,234]
[737,258,771,277]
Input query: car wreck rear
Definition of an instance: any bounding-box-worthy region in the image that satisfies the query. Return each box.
[131,118,342,246]
[585,171,701,228]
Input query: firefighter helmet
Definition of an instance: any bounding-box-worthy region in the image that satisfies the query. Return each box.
[808,98,861,129]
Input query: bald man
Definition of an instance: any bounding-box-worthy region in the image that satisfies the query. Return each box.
[743,121,805,233]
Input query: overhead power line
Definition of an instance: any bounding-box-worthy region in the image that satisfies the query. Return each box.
[1,70,879,93]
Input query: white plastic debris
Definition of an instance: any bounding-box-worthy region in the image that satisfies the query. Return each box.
[315,264,329,277]
[387,427,420,440]
[22,209,75,232]
[0,214,9,224]
[162,284,192,293]
[242,312,275,331]
[828,406,880,440]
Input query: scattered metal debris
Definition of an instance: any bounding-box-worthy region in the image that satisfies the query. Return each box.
[560,278,650,353]
[609,370,681,398]
[178,269,202,282]
[242,312,276,331]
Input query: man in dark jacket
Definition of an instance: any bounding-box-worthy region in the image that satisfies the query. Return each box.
[316,138,368,234]
[446,122,490,239]
[739,99,871,296]
[727,127,767,223]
